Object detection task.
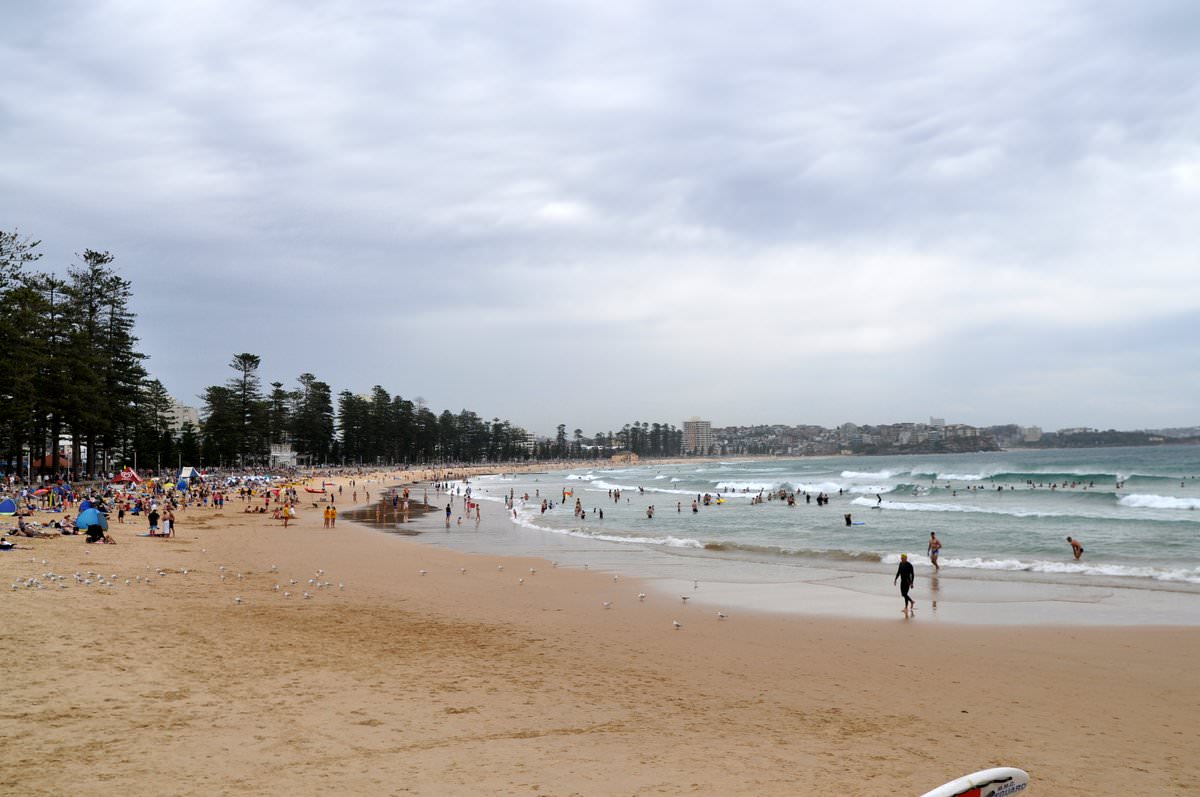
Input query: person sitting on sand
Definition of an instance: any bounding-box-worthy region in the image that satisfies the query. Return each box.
[85,524,116,544]
[0,536,14,550]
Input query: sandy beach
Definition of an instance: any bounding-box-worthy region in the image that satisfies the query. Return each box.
[3,473,1198,796]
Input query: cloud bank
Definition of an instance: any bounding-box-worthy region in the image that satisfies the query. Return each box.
[2,0,1197,434]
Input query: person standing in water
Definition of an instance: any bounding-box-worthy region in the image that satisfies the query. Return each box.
[894,553,916,614]
[927,532,942,571]
[1067,536,1084,560]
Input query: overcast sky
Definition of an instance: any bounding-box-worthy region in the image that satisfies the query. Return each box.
[3,1,1198,436]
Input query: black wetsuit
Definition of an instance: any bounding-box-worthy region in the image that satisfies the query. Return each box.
[895,560,915,607]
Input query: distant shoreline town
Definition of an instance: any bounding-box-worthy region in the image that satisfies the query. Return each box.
[687,418,1200,458]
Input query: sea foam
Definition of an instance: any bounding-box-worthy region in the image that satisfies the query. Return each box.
[1119,494,1200,511]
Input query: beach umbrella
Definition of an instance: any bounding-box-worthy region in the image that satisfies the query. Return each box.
[76,507,108,530]
[33,488,50,496]
[79,499,94,513]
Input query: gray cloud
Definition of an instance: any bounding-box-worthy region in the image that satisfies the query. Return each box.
[2,0,1197,434]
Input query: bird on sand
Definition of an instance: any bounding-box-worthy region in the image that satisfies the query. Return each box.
[717,612,728,620]
[673,620,683,630]
[602,601,612,609]
[680,596,690,603]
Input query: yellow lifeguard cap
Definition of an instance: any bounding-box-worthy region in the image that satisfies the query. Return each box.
[900,553,908,559]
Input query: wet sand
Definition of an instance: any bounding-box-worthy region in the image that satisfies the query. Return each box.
[2,475,1197,796]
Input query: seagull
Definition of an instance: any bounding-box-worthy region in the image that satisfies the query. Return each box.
[338,583,344,590]
[284,591,292,598]
[289,579,298,585]
[602,601,612,609]
[125,579,131,585]
[303,591,312,599]
[613,575,619,582]
[273,584,280,591]
[233,597,243,604]
[717,612,728,620]
[583,564,589,570]
[497,565,504,571]
[552,561,559,568]
[680,596,690,603]
[419,569,428,576]
[673,620,683,630]
[270,564,278,571]
[518,578,524,585]
[638,593,647,601]
[529,568,536,575]
[694,580,699,590]
[459,568,467,575]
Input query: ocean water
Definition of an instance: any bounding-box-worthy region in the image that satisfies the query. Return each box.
[465,446,1200,592]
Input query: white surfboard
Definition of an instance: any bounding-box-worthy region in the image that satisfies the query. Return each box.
[918,766,1029,797]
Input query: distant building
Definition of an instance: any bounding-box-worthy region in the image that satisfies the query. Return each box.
[682,417,713,456]
[1021,426,1043,442]
[930,417,945,428]
[270,443,298,467]
[168,399,200,433]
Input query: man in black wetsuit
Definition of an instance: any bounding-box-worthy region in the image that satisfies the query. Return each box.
[894,553,915,614]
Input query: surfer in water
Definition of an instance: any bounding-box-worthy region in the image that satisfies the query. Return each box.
[894,553,916,614]
[1067,536,1084,560]
[927,532,942,571]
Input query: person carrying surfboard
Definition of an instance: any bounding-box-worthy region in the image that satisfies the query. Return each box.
[894,554,916,614]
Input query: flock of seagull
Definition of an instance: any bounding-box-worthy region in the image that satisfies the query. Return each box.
[419,560,729,630]
[7,553,346,608]
[8,550,728,630]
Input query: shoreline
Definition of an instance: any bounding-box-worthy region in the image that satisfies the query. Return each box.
[392,469,1200,627]
[3,472,1198,794]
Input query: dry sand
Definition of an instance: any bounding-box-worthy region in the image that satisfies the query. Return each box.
[2,474,1197,796]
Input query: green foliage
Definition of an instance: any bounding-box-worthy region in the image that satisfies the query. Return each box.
[0,226,676,473]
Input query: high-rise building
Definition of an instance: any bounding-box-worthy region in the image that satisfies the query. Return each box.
[682,417,713,455]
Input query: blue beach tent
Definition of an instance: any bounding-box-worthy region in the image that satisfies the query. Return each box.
[76,507,108,530]
[0,498,16,516]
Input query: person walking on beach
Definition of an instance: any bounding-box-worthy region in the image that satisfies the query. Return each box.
[1067,536,1084,560]
[927,532,942,571]
[894,553,916,614]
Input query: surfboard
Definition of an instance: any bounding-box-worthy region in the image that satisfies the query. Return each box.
[918,766,1029,797]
